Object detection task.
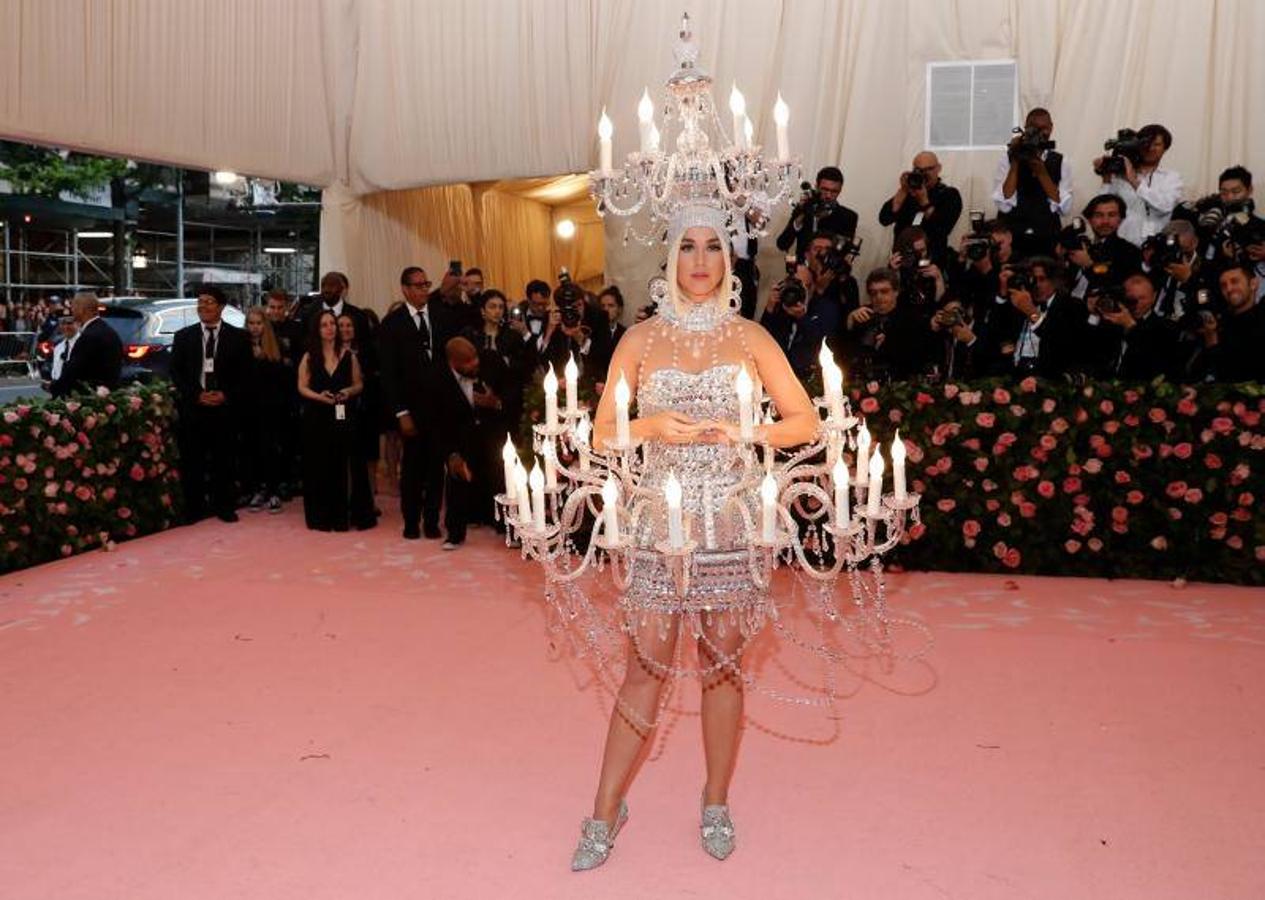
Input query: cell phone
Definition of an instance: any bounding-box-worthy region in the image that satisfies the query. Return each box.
[448,260,462,276]
[509,306,524,320]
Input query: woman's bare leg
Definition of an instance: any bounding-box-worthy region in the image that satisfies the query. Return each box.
[591,614,679,823]
[698,618,746,807]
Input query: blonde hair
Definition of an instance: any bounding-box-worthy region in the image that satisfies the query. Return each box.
[245,307,281,362]
[665,226,734,319]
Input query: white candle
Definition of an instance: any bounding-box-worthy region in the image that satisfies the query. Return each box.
[543,440,558,489]
[760,473,778,541]
[543,366,559,429]
[773,93,790,161]
[664,471,684,548]
[892,430,907,502]
[564,354,579,416]
[529,462,546,530]
[735,367,754,441]
[856,422,871,489]
[728,85,746,149]
[597,108,613,174]
[637,88,654,154]
[832,456,850,526]
[614,372,631,447]
[601,476,621,543]
[819,342,844,422]
[743,115,754,149]
[514,461,530,524]
[648,122,660,153]
[501,434,516,498]
[866,452,884,519]
[574,416,591,471]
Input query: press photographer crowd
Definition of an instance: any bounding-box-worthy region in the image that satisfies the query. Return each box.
[22,109,1265,547]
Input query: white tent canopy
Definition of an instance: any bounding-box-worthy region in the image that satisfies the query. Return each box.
[3,0,1263,309]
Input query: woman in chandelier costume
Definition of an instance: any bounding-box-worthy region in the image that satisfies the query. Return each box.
[569,202,820,869]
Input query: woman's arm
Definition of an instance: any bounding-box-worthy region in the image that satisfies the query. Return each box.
[592,322,700,449]
[745,321,820,448]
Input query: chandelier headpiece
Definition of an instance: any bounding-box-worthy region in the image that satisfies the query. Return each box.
[589,13,801,245]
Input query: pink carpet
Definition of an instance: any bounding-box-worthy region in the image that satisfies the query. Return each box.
[1,502,1263,900]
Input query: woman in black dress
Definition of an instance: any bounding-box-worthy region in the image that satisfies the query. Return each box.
[297,310,375,531]
[338,312,383,508]
[243,307,289,513]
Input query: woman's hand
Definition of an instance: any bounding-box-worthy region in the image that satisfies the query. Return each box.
[694,420,743,444]
[642,410,706,444]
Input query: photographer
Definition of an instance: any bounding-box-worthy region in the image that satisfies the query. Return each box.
[890,226,947,310]
[993,108,1073,258]
[430,261,481,338]
[776,166,859,258]
[1059,195,1142,298]
[994,257,1087,378]
[590,286,628,379]
[878,152,962,263]
[1086,272,1182,380]
[842,268,930,383]
[953,217,1015,312]
[926,298,981,381]
[1213,167,1265,301]
[1199,262,1265,382]
[760,265,826,379]
[535,270,601,374]
[1095,124,1183,246]
[1144,220,1208,319]
[510,279,553,346]
[802,230,862,334]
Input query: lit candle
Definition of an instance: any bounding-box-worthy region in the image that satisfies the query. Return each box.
[856,422,871,488]
[529,462,546,530]
[574,416,591,471]
[819,342,844,422]
[501,434,516,498]
[514,461,530,524]
[832,455,850,526]
[760,473,778,541]
[601,476,621,543]
[743,115,754,149]
[773,93,790,161]
[564,354,579,416]
[543,365,559,429]
[892,430,907,502]
[648,122,660,153]
[614,371,631,447]
[597,108,613,174]
[866,452,884,519]
[664,471,684,548]
[728,84,746,149]
[637,88,654,154]
[544,440,558,489]
[735,366,754,441]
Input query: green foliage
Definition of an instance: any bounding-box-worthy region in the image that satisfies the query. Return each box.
[0,141,128,199]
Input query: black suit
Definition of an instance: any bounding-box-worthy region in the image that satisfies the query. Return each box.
[428,293,480,350]
[377,303,444,532]
[1008,292,1089,379]
[49,318,122,398]
[589,321,627,381]
[776,203,859,258]
[432,366,497,544]
[170,320,252,520]
[1115,312,1182,380]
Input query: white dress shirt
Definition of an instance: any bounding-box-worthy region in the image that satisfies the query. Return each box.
[992,152,1075,217]
[1104,167,1184,245]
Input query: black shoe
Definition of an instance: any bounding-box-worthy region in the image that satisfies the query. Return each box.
[217,511,240,523]
[423,524,442,540]
[403,524,421,540]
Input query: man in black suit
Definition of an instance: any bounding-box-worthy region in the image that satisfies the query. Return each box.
[1090,272,1181,379]
[776,166,859,259]
[996,257,1088,379]
[49,292,122,398]
[378,266,444,540]
[589,286,628,381]
[429,265,481,344]
[994,108,1072,259]
[170,285,252,523]
[432,337,503,550]
[1062,194,1143,298]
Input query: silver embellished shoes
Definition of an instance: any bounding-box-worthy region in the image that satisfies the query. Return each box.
[700,798,736,860]
[570,799,629,871]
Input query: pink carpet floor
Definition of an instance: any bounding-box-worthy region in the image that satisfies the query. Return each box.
[1,502,1263,900]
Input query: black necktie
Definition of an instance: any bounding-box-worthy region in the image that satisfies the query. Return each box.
[205,327,217,359]
[415,310,431,358]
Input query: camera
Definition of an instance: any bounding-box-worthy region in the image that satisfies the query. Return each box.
[1008,125,1056,161]
[1006,264,1036,295]
[1222,205,1265,255]
[777,253,808,309]
[1057,217,1089,252]
[935,306,965,328]
[795,180,835,220]
[1094,128,1146,177]
[1091,284,1124,315]
[906,170,926,190]
[962,210,993,261]
[820,235,862,277]
[1142,232,1185,268]
[554,268,586,328]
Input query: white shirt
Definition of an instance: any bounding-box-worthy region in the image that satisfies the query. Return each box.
[407,303,432,351]
[1103,167,1184,245]
[452,367,475,406]
[200,322,220,389]
[51,337,74,380]
[323,298,345,318]
[992,152,1075,218]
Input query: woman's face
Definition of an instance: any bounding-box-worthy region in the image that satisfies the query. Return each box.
[319,312,337,341]
[482,296,505,324]
[337,315,356,343]
[246,312,265,339]
[675,226,726,302]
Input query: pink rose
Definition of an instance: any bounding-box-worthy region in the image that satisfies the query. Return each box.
[1042,398,1057,414]
[102,487,116,501]
[974,457,989,472]
[1205,453,1222,469]
[1122,389,1139,404]
[1071,518,1093,536]
[944,384,960,400]
[992,541,1008,559]
[860,397,879,414]
[1209,512,1229,527]
[997,432,1018,446]
[986,499,1000,512]
[936,457,952,474]
[1062,477,1082,494]
[1210,416,1234,435]
[997,512,1012,527]
[961,437,981,451]
[1087,538,1103,552]
[1111,507,1128,524]
[1177,398,1197,416]
[908,522,927,540]
[1065,539,1082,554]
[118,507,132,520]
[1148,408,1167,424]
[1132,444,1154,460]
[1037,480,1055,499]
[1114,471,1131,485]
[1257,546,1265,562]
[962,520,982,539]
[1238,492,1255,507]
[1002,548,1021,569]
[43,482,58,498]
[1123,414,1140,427]
[1018,502,1036,519]
[1074,408,1089,424]
[915,392,934,407]
[13,477,27,491]
[1170,508,1184,521]
[1050,417,1069,434]
[1226,535,1244,550]
[1150,536,1168,551]
[888,409,903,424]
[1019,377,1038,394]
[982,479,998,492]
[1173,442,1192,460]
[1099,399,1114,415]
[1039,434,1057,451]
[1165,481,1187,499]
[993,387,1011,404]
[1183,488,1203,504]
[1084,459,1103,474]
[1126,490,1144,505]
[1103,420,1120,435]
[129,463,145,482]
[75,486,92,501]
[937,499,957,513]
[866,381,880,394]
[976,412,996,428]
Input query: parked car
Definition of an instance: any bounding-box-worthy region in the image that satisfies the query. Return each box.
[37,297,246,382]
